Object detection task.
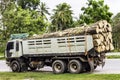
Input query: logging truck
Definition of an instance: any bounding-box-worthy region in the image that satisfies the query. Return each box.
[5,33,106,74]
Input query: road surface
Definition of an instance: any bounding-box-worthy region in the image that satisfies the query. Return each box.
[0,59,120,74]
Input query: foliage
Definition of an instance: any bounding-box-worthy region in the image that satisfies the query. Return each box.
[107,55,120,59]
[39,2,50,20]
[0,72,120,80]
[17,0,50,21]
[1,4,47,38]
[16,0,40,10]
[112,13,120,25]
[78,0,113,24]
[51,3,74,31]
[0,57,5,60]
[112,12,120,51]
[0,0,49,53]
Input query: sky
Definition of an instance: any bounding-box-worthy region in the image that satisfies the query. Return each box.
[41,0,120,18]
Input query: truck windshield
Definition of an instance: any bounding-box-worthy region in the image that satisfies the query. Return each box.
[6,42,14,50]
[6,42,14,57]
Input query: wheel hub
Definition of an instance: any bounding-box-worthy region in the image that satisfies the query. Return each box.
[12,64,18,71]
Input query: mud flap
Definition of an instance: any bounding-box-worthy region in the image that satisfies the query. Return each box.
[88,58,94,72]
[101,58,105,68]
[100,53,106,68]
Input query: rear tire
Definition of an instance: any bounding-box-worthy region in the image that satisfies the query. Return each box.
[52,60,66,74]
[68,60,82,74]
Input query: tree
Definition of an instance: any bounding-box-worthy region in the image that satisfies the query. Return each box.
[112,13,120,26]
[112,12,120,51]
[38,2,50,20]
[0,0,49,40]
[78,0,113,24]
[51,3,74,31]
[1,0,49,35]
[16,0,40,10]
[2,6,47,36]
[0,0,49,53]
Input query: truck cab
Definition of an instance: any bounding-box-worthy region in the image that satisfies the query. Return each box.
[5,39,23,58]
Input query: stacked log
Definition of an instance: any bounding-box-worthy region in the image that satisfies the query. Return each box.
[90,20,114,52]
[29,20,114,53]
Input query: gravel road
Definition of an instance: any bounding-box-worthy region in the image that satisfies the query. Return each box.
[0,59,120,74]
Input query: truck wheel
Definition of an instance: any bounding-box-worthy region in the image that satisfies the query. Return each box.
[52,60,66,74]
[68,60,82,74]
[10,60,21,72]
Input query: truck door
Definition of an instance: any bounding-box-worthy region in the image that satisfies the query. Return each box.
[6,41,21,58]
[6,42,14,58]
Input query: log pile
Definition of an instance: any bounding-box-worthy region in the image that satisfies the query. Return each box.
[90,20,114,52]
[29,20,114,53]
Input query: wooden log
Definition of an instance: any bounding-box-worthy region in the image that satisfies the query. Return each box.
[86,26,100,34]
[92,34,100,39]
[91,20,104,29]
[95,46,102,53]
[98,21,104,29]
[93,39,101,46]
[100,42,104,46]
[94,45,106,52]
[101,33,109,41]
[109,38,113,43]
[107,32,112,39]
[106,23,112,32]
[109,43,114,50]
[102,20,108,28]
[99,34,104,42]
[105,45,110,51]
[102,45,106,51]
[92,34,104,41]
[103,42,108,46]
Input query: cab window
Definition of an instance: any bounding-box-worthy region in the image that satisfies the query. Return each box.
[6,42,14,50]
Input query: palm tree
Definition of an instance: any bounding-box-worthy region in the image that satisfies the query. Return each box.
[39,2,50,20]
[51,3,74,31]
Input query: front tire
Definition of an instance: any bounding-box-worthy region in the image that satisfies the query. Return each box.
[68,60,82,74]
[52,60,66,74]
[10,60,21,72]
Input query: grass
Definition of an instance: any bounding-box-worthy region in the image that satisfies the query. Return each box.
[0,53,5,60]
[107,55,120,59]
[0,53,4,57]
[0,57,5,60]
[0,72,120,80]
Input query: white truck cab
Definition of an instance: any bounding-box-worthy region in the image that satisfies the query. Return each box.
[5,39,23,58]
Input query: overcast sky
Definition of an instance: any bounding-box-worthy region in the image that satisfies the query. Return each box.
[41,0,120,18]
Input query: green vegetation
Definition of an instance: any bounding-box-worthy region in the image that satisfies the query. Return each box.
[0,57,5,60]
[0,53,5,60]
[0,72,120,80]
[112,12,120,51]
[107,55,120,59]
[0,52,4,56]
[78,0,113,24]
[50,3,74,31]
